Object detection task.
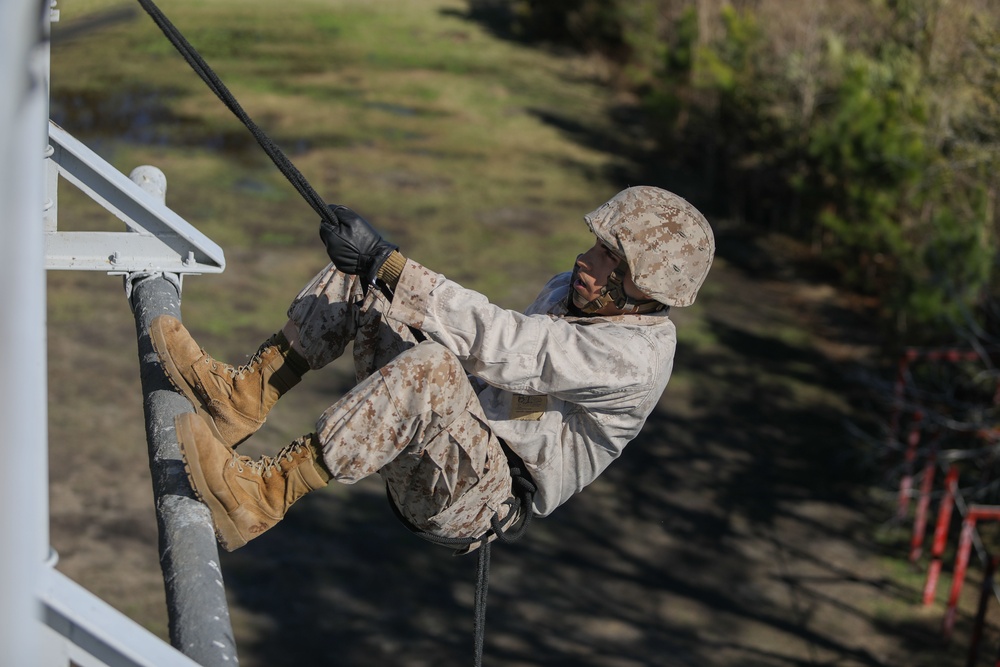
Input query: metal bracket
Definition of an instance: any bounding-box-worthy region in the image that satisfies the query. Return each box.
[45,121,225,275]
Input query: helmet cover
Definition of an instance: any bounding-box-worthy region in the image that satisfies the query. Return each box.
[584,186,714,307]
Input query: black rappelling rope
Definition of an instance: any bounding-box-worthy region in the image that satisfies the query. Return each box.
[387,466,536,667]
[133,4,539,664]
[135,0,336,226]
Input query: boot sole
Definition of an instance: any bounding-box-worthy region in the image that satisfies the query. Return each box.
[175,414,246,552]
[151,318,230,446]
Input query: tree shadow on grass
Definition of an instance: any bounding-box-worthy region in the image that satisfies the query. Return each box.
[218,282,940,666]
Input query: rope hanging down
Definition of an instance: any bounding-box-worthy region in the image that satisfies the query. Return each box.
[388,462,536,667]
[135,0,336,227]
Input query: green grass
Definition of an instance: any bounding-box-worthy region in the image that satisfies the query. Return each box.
[52,0,622,318]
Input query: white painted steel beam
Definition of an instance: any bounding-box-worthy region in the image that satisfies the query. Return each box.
[0,0,49,665]
[12,0,232,662]
[39,567,203,667]
[46,121,225,274]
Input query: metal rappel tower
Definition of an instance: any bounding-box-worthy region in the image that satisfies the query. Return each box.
[2,2,238,665]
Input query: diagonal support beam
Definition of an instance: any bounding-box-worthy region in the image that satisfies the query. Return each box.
[45,121,225,274]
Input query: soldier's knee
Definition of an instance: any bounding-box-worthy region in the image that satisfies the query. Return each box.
[381,342,471,410]
[405,341,462,371]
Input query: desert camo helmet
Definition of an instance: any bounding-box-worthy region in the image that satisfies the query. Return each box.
[584,186,714,307]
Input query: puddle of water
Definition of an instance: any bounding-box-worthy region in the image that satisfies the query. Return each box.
[365,101,419,117]
[363,101,449,119]
[50,87,441,158]
[50,86,262,157]
[51,88,174,146]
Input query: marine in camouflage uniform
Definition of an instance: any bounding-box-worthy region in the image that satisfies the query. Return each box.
[152,186,714,552]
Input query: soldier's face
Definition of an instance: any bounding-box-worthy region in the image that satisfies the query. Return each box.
[572,241,647,314]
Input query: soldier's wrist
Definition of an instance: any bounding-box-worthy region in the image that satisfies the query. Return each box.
[376,250,406,290]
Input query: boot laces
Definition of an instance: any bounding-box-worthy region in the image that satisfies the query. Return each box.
[231,439,306,477]
[275,438,307,463]
[225,337,277,379]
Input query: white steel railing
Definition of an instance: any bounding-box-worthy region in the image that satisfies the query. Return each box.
[2,1,235,664]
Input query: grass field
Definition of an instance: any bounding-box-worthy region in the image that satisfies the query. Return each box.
[45,1,1000,665]
[52,0,629,310]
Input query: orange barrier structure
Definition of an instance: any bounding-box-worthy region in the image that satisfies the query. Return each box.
[965,556,999,667]
[910,450,937,563]
[943,506,1000,639]
[924,466,959,606]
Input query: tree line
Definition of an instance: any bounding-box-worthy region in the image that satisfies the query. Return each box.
[472,0,1000,348]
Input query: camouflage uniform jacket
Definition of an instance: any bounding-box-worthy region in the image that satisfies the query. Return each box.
[386,259,677,517]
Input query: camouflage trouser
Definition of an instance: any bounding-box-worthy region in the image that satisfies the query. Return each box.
[287,264,513,541]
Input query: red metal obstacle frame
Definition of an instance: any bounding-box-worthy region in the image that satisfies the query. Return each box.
[967,556,1000,667]
[892,346,1000,662]
[918,461,1000,663]
[942,505,1000,639]
[892,346,989,523]
[922,465,959,603]
[909,448,936,563]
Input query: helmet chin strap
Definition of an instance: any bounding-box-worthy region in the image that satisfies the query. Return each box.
[571,258,666,315]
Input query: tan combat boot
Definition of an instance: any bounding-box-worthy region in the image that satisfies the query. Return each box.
[150,315,309,447]
[175,413,332,551]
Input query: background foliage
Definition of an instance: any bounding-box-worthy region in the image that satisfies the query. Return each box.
[476,0,1000,346]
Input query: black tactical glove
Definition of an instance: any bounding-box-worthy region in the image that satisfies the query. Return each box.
[319,205,398,286]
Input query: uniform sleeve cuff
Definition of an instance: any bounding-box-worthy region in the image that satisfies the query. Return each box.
[385,259,441,331]
[376,250,407,290]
